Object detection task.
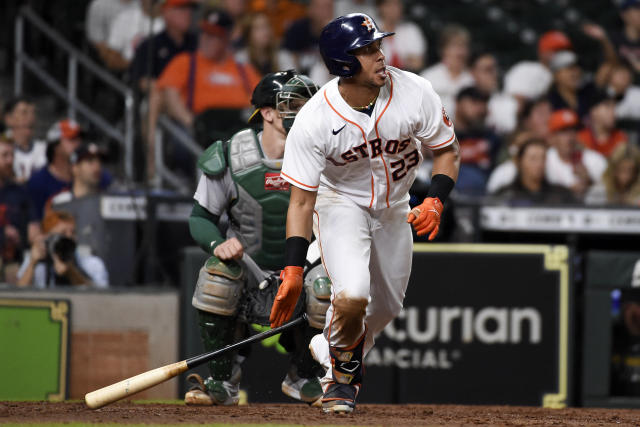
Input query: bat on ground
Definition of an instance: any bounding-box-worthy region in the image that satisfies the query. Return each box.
[85,314,307,409]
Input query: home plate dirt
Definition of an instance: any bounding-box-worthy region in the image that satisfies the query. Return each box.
[2,401,640,425]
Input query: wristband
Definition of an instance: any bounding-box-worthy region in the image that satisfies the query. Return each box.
[284,236,310,267]
[427,174,455,203]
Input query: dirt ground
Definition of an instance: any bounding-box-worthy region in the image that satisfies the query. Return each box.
[2,401,640,426]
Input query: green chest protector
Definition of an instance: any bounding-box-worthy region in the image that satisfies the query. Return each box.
[198,129,290,270]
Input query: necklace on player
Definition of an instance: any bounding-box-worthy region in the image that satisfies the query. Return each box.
[351,94,378,110]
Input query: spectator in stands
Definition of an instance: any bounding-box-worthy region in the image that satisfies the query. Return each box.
[488,61,553,136]
[153,9,261,180]
[603,61,640,121]
[282,0,334,75]
[453,86,501,196]
[27,120,111,220]
[0,136,39,284]
[17,210,108,288]
[494,138,575,205]
[222,0,249,47]
[85,0,139,70]
[130,0,199,92]
[487,98,552,193]
[612,0,640,77]
[491,27,613,136]
[3,97,46,183]
[235,13,296,75]
[518,98,553,142]
[586,143,640,206]
[107,0,165,71]
[420,24,474,119]
[249,0,307,41]
[577,90,628,158]
[470,52,499,96]
[547,50,597,120]
[27,120,82,220]
[546,109,607,199]
[156,9,261,128]
[486,130,535,195]
[49,144,106,207]
[375,0,426,73]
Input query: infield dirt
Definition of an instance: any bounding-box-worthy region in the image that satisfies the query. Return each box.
[2,401,640,426]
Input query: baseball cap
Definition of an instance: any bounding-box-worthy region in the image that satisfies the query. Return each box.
[161,0,199,9]
[46,118,82,143]
[538,31,573,57]
[548,109,579,132]
[70,143,106,165]
[200,9,233,37]
[549,50,578,72]
[456,86,490,102]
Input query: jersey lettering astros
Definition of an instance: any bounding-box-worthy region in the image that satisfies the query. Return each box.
[281,66,455,209]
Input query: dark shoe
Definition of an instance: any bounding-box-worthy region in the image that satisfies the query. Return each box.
[321,382,359,413]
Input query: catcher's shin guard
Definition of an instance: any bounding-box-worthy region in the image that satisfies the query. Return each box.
[198,310,239,380]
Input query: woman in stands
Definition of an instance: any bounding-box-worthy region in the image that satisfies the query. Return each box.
[235,12,295,76]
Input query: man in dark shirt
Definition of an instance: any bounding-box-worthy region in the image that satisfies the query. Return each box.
[612,0,640,79]
[453,86,501,196]
[27,120,111,220]
[129,0,198,92]
[0,136,39,283]
[547,50,597,120]
[281,0,333,74]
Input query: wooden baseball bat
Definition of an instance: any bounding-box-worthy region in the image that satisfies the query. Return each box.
[85,314,307,409]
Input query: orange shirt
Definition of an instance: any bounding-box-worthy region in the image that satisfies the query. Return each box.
[577,128,628,158]
[156,52,261,114]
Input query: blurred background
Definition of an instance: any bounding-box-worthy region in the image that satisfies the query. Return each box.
[0,0,640,410]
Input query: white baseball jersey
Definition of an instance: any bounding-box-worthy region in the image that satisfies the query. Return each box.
[281,66,455,209]
[14,140,47,182]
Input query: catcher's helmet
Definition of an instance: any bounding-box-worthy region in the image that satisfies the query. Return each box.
[248,69,298,124]
[319,13,394,78]
[276,74,319,132]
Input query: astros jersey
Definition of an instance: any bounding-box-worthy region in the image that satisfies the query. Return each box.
[281,66,455,209]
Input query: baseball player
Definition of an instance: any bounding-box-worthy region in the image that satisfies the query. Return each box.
[269,14,461,413]
[185,71,329,406]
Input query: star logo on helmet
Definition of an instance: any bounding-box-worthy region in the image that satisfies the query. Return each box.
[361,17,375,32]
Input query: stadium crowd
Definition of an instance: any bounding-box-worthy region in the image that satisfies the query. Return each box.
[0,0,639,286]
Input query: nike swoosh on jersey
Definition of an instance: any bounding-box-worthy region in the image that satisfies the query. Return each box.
[332,124,346,135]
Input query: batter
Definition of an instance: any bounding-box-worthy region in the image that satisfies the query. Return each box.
[269,13,461,413]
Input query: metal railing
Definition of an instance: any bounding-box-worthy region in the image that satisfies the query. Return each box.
[14,6,136,180]
[155,116,203,192]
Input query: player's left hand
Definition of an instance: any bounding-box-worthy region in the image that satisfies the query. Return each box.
[407,197,443,240]
[270,266,303,328]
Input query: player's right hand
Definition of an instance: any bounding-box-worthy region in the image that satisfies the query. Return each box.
[213,237,244,260]
[407,197,443,241]
[270,266,303,328]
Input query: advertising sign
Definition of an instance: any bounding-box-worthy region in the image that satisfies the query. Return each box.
[359,244,571,407]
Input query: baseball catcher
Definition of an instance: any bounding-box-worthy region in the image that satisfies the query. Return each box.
[185,71,329,406]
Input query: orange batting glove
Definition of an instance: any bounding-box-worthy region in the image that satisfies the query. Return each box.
[270,266,304,328]
[407,197,443,240]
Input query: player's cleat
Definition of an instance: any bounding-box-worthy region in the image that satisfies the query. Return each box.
[321,382,360,413]
[281,366,323,403]
[184,369,241,406]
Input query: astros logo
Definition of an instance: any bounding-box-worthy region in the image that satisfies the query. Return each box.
[361,17,375,32]
[442,107,452,127]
